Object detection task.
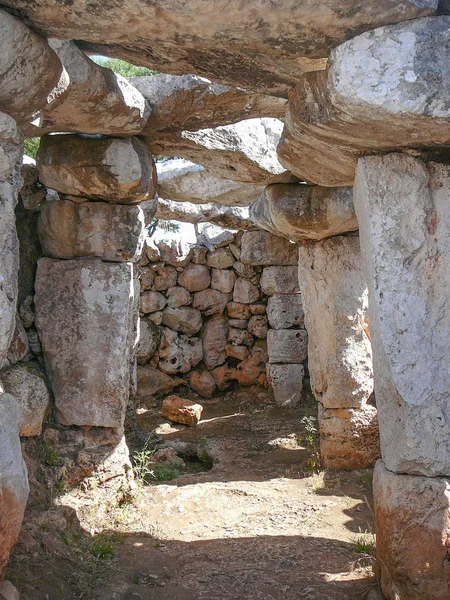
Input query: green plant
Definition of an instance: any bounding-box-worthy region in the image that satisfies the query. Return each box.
[132,441,155,482]
[150,463,181,481]
[40,439,59,466]
[24,137,40,159]
[301,415,317,449]
[354,530,376,556]
[92,57,157,77]
[89,533,124,561]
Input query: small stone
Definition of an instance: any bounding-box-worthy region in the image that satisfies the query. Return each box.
[156,238,193,267]
[158,328,203,374]
[227,301,252,320]
[166,286,192,308]
[162,395,203,426]
[206,247,235,269]
[135,365,181,397]
[228,328,253,347]
[189,371,216,398]
[228,319,248,329]
[192,246,208,264]
[234,343,268,386]
[250,304,266,315]
[225,344,250,361]
[211,365,236,391]
[247,315,268,338]
[193,289,231,316]
[140,268,155,291]
[154,265,178,291]
[233,278,260,304]
[211,268,236,293]
[6,316,29,364]
[140,291,166,314]
[0,581,20,600]
[148,311,163,326]
[233,261,260,284]
[162,306,202,336]
[136,318,161,364]
[178,263,211,292]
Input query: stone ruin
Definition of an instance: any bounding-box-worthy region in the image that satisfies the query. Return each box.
[0,2,449,599]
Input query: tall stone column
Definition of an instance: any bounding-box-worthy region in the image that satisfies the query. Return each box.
[354,153,450,600]
[298,234,379,470]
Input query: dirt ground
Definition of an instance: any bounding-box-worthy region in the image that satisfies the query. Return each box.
[8,387,379,600]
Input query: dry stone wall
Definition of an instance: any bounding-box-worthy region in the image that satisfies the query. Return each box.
[136,229,307,406]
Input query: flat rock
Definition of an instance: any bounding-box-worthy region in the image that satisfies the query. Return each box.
[136,318,161,365]
[226,301,252,320]
[156,199,253,230]
[198,224,236,250]
[22,40,149,137]
[261,266,299,296]
[0,393,29,581]
[267,329,308,364]
[206,247,235,269]
[267,294,304,330]
[225,344,249,361]
[241,231,298,266]
[10,0,436,95]
[158,328,203,375]
[202,315,228,370]
[250,184,357,241]
[131,73,286,136]
[135,365,181,397]
[279,17,450,186]
[233,278,261,304]
[35,258,136,427]
[157,159,262,207]
[298,234,373,409]
[0,9,62,125]
[37,135,156,204]
[38,198,146,262]
[162,395,203,427]
[267,364,304,407]
[150,119,295,185]
[1,363,50,437]
[162,306,202,336]
[193,289,231,316]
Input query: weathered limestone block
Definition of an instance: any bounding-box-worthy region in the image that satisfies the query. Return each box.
[267,364,304,407]
[241,231,298,266]
[177,263,210,292]
[247,315,268,338]
[0,9,62,125]
[140,268,155,291]
[250,184,357,241]
[166,286,192,309]
[153,265,178,291]
[211,269,236,294]
[150,119,294,185]
[206,247,235,269]
[38,199,146,261]
[135,364,181,397]
[156,199,253,230]
[0,114,22,369]
[267,295,304,330]
[6,317,29,365]
[228,318,248,329]
[225,344,249,361]
[227,302,251,320]
[23,40,149,137]
[279,17,450,186]
[189,370,216,399]
[260,266,299,296]
[136,318,161,365]
[233,278,260,304]
[162,395,203,427]
[37,135,156,203]
[298,235,373,409]
[10,0,437,95]
[267,329,308,364]
[162,306,202,336]
[140,291,166,314]
[202,315,228,370]
[193,289,231,316]
[354,154,450,476]
[198,224,236,250]
[158,328,202,374]
[228,328,253,347]
[374,461,450,600]
[131,74,286,136]
[0,393,29,580]
[319,405,380,470]
[157,159,263,207]
[233,261,261,285]
[35,258,136,427]
[1,363,50,437]
[156,238,193,267]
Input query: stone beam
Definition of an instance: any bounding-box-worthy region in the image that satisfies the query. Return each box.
[156,199,254,230]
[1,1,436,95]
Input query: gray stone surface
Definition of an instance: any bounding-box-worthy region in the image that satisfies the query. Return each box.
[136,318,161,365]
[267,329,308,364]
[35,258,136,427]
[354,153,450,476]
[260,266,299,296]
[267,294,304,330]
[158,328,202,375]
[241,231,298,266]
[202,315,228,370]
[156,199,253,230]
[233,278,260,304]
[267,364,304,407]
[298,234,373,410]
[162,306,202,336]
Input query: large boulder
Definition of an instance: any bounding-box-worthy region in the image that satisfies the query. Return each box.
[0,393,29,581]
[37,135,156,203]
[157,159,262,207]
[131,74,286,136]
[22,40,149,137]
[38,198,146,261]
[354,153,450,476]
[0,9,62,125]
[150,119,295,185]
[279,17,450,186]
[250,184,357,241]
[1,363,50,437]
[156,199,254,230]
[0,113,22,369]
[241,231,298,266]
[298,234,373,410]
[135,364,181,397]
[35,258,136,427]
[374,461,450,600]
[7,0,436,95]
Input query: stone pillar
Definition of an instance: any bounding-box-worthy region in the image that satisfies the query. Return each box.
[298,234,379,470]
[354,153,450,600]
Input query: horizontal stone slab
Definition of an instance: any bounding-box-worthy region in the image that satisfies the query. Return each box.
[156,198,253,230]
[37,135,156,203]
[250,183,357,241]
[38,198,146,262]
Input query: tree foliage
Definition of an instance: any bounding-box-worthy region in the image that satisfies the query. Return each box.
[24,137,40,159]
[92,57,157,77]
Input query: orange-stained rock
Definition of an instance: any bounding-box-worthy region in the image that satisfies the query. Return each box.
[225,344,250,361]
[226,301,251,320]
[189,371,216,398]
[211,365,236,391]
[161,395,203,426]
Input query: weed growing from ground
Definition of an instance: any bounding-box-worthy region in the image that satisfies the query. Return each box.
[299,415,322,473]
